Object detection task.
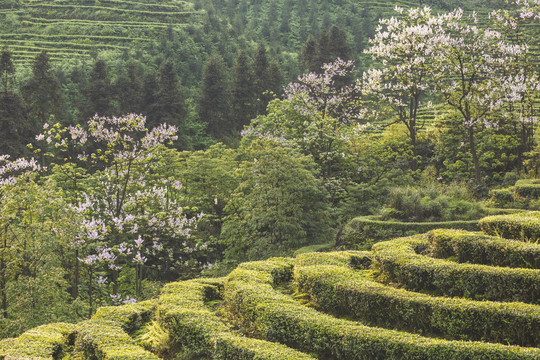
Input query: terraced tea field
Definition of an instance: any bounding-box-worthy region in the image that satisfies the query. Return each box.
[2,212,539,359]
[0,0,202,66]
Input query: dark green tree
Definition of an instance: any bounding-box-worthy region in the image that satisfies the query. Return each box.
[83,59,113,119]
[0,47,15,93]
[253,43,271,114]
[148,60,186,130]
[301,34,319,72]
[114,61,143,115]
[231,49,256,132]
[198,55,231,139]
[21,51,65,128]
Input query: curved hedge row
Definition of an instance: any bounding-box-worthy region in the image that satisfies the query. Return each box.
[427,229,540,268]
[341,216,480,247]
[480,211,540,241]
[0,322,75,359]
[224,258,540,360]
[294,252,540,347]
[373,235,540,303]
[156,276,315,359]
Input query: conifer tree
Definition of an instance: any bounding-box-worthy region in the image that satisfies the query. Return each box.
[198,54,231,139]
[301,34,319,72]
[21,51,65,128]
[231,49,256,131]
[114,61,143,115]
[253,43,271,114]
[0,47,15,93]
[149,60,185,130]
[83,59,113,119]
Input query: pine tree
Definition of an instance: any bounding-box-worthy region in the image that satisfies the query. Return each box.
[301,34,319,72]
[114,61,143,115]
[267,60,283,98]
[148,60,185,129]
[329,25,350,61]
[83,59,113,119]
[21,51,65,128]
[198,54,231,139]
[231,49,256,132]
[0,47,15,93]
[253,43,271,114]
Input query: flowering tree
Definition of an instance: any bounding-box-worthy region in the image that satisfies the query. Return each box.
[244,59,368,184]
[364,6,439,168]
[431,9,529,182]
[490,0,540,168]
[34,114,202,308]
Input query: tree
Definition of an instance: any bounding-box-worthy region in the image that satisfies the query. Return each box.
[432,9,529,182]
[148,60,186,130]
[83,59,113,119]
[300,34,319,72]
[198,55,231,139]
[364,6,439,169]
[221,139,332,262]
[0,47,15,93]
[114,60,143,115]
[253,43,272,114]
[231,49,256,132]
[22,51,65,128]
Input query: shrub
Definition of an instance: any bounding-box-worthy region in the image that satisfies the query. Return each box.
[480,212,540,241]
[489,188,515,208]
[341,216,479,248]
[294,253,540,346]
[74,319,159,360]
[0,323,76,359]
[156,276,315,360]
[92,300,156,334]
[372,235,540,303]
[427,229,540,268]
[224,258,540,359]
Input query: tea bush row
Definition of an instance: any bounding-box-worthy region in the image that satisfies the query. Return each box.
[224,258,540,359]
[294,252,540,347]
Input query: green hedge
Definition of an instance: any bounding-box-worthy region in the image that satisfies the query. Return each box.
[0,322,75,360]
[294,254,540,346]
[341,216,479,248]
[92,300,155,334]
[480,212,540,241]
[514,180,540,198]
[373,235,540,303]
[224,259,540,359]
[294,250,372,269]
[427,229,540,268]
[74,319,159,360]
[156,276,315,360]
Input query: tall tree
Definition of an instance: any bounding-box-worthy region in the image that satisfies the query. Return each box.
[231,49,256,132]
[198,54,231,139]
[114,60,143,115]
[0,47,15,93]
[149,60,186,130]
[21,51,65,128]
[83,59,113,119]
[301,35,319,72]
[253,43,271,114]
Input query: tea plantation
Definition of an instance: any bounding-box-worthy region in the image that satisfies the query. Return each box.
[1,212,539,359]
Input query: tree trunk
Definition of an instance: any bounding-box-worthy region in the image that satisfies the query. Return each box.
[468,126,481,183]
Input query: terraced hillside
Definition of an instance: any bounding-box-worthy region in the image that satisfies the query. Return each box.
[2,213,539,359]
[0,0,202,66]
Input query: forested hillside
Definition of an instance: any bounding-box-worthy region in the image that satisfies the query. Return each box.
[0,0,539,357]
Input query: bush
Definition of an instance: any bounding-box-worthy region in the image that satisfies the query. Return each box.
[480,212,540,241]
[74,319,159,360]
[92,300,156,334]
[294,253,540,346]
[224,258,540,359]
[0,323,76,359]
[427,229,540,268]
[156,275,315,360]
[488,188,515,208]
[341,216,479,248]
[372,235,540,303]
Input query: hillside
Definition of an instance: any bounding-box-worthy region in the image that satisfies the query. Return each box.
[1,215,539,359]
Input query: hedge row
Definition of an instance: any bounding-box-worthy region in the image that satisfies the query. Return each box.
[427,229,540,268]
[373,235,540,303]
[341,216,479,247]
[156,276,315,360]
[514,180,540,198]
[224,258,540,359]
[92,300,155,334]
[480,211,540,241]
[294,253,540,346]
[294,250,372,269]
[0,322,75,360]
[74,319,159,360]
